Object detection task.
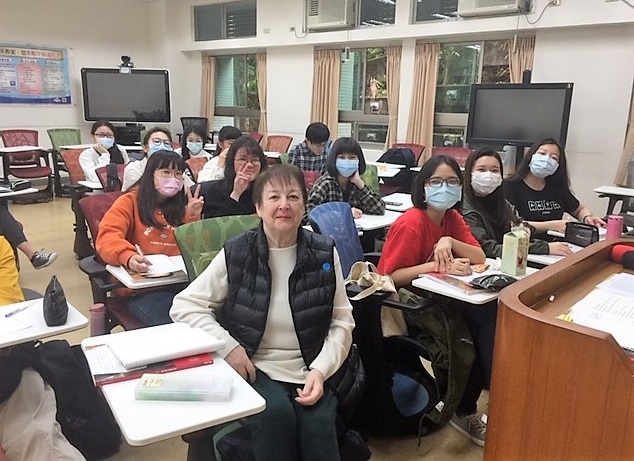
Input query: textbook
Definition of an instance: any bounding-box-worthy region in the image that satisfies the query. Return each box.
[93,352,214,387]
[424,272,487,295]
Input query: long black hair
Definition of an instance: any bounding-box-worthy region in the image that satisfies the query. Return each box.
[136,150,188,228]
[180,125,208,161]
[506,138,571,187]
[220,136,268,195]
[463,147,514,230]
[411,155,463,210]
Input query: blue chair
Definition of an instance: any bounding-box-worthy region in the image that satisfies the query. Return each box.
[308,201,364,278]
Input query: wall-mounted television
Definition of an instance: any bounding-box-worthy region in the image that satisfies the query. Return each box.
[466,82,574,148]
[81,68,171,123]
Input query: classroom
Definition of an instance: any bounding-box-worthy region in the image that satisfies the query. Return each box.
[1,0,633,460]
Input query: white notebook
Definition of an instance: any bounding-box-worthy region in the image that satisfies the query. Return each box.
[107,323,225,369]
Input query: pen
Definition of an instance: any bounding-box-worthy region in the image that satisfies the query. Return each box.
[5,300,38,318]
[135,244,144,257]
[384,201,402,206]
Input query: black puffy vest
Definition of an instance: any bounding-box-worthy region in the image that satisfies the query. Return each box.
[219,226,336,368]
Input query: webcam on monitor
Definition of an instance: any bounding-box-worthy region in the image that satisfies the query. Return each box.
[119,56,134,74]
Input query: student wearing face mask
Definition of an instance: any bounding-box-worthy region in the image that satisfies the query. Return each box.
[123,127,175,191]
[378,155,492,447]
[461,148,573,258]
[97,151,204,326]
[503,138,605,236]
[174,125,211,161]
[307,137,385,218]
[79,120,129,183]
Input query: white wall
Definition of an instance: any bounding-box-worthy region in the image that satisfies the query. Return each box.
[0,0,155,146]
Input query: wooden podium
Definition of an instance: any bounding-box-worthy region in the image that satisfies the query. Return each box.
[485,239,634,461]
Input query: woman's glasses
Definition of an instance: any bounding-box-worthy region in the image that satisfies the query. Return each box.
[155,169,184,179]
[426,177,461,188]
[235,156,261,165]
[95,133,114,139]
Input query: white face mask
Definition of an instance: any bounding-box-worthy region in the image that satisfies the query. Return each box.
[471,171,502,197]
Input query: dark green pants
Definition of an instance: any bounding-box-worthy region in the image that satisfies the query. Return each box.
[247,369,340,461]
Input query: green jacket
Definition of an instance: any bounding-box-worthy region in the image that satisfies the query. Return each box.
[460,197,549,258]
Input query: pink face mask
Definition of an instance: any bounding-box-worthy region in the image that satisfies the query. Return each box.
[155,177,184,197]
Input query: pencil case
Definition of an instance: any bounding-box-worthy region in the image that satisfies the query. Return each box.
[134,373,232,402]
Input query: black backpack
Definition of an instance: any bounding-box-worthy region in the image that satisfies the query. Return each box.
[376,148,416,191]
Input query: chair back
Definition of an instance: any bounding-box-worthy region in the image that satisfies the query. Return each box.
[361,164,380,194]
[79,191,125,250]
[0,129,38,148]
[175,215,261,281]
[265,135,293,153]
[180,117,209,138]
[95,164,125,192]
[47,128,81,152]
[303,170,321,193]
[0,129,52,188]
[60,149,86,183]
[309,202,364,278]
[431,146,472,168]
[246,132,264,143]
[185,157,207,182]
[392,143,425,164]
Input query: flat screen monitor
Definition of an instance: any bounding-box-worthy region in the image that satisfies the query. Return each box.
[81,68,171,123]
[466,83,573,148]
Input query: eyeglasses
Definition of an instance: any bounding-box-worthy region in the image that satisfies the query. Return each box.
[235,156,261,165]
[426,177,461,188]
[154,169,184,179]
[95,133,114,139]
[149,138,172,148]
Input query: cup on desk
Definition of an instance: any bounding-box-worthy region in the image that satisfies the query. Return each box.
[606,215,624,240]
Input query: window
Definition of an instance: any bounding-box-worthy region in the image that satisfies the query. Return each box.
[434,40,510,147]
[414,0,459,22]
[338,47,388,147]
[360,0,396,26]
[194,1,256,41]
[214,55,260,132]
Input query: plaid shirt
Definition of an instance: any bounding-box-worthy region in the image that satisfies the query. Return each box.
[288,141,327,173]
[307,173,386,215]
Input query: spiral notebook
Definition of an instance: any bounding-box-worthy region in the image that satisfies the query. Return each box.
[107,323,225,369]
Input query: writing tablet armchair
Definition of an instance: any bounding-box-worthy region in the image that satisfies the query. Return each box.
[47,128,82,197]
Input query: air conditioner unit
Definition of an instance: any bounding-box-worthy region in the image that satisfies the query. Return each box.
[307,0,355,31]
[458,0,530,17]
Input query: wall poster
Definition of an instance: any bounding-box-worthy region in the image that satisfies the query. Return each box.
[0,43,71,104]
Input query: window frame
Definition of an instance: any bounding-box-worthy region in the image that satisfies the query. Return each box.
[193,0,257,42]
[214,54,260,132]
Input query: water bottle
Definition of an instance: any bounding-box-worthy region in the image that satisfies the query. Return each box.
[606,215,624,240]
[89,303,106,336]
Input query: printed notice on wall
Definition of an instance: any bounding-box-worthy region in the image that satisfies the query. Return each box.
[0,44,71,104]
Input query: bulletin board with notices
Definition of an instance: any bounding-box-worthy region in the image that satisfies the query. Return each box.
[0,43,71,104]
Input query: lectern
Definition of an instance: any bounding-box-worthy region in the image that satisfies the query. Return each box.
[486,239,634,460]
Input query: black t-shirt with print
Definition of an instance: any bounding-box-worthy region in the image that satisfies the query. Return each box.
[503,179,580,222]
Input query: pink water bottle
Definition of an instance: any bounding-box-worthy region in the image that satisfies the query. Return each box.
[89,303,106,336]
[606,215,624,240]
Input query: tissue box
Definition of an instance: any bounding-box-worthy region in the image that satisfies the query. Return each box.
[501,229,529,276]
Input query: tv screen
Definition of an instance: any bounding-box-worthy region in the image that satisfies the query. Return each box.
[81,68,171,123]
[466,83,573,148]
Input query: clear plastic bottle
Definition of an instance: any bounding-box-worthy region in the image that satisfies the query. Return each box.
[89,303,106,336]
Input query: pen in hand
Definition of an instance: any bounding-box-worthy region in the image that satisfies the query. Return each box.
[135,244,144,257]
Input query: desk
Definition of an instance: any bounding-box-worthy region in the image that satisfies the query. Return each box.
[78,180,103,190]
[354,209,402,231]
[0,300,88,348]
[485,239,634,461]
[594,185,634,215]
[0,145,46,180]
[381,192,413,212]
[527,243,584,266]
[0,187,39,198]
[412,259,538,305]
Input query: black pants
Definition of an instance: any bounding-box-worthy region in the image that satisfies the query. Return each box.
[0,199,27,248]
[455,299,497,415]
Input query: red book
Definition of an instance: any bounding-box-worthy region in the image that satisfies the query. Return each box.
[94,352,214,387]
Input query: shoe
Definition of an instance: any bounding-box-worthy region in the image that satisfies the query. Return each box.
[449,412,487,447]
[30,250,58,269]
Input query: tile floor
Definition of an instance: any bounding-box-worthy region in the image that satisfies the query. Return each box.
[10,196,485,461]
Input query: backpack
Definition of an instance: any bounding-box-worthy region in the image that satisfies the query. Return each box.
[376,148,416,190]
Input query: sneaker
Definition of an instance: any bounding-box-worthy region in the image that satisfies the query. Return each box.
[30,250,58,269]
[449,412,487,447]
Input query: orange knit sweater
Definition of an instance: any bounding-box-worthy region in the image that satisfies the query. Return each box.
[96,190,199,268]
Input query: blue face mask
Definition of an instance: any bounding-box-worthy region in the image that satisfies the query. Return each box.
[186,141,203,154]
[148,143,172,155]
[529,153,559,178]
[424,184,462,211]
[335,158,359,178]
[98,137,114,149]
